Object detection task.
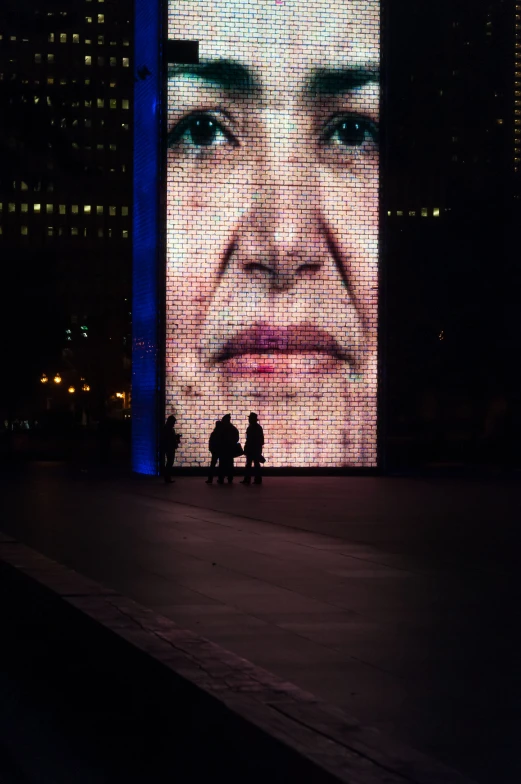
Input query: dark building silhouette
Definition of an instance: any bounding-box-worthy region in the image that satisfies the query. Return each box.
[0,0,133,416]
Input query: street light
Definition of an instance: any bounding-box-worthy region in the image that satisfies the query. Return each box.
[82,383,90,392]
[40,374,48,384]
[54,374,62,384]
[68,386,75,394]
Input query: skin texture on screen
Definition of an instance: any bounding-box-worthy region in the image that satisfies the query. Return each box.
[166,0,379,467]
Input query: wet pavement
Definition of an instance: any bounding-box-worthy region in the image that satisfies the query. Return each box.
[1,462,520,784]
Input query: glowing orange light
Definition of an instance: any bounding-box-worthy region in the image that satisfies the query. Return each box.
[68,386,75,394]
[40,374,48,384]
[82,383,91,392]
[54,374,62,384]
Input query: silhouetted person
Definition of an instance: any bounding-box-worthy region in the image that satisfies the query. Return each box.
[241,412,264,485]
[205,419,222,483]
[163,415,181,483]
[217,414,240,484]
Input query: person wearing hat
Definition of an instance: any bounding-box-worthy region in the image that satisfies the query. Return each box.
[163,414,181,483]
[241,412,264,485]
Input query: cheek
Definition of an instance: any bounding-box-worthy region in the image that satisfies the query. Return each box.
[322,173,379,330]
[166,175,251,333]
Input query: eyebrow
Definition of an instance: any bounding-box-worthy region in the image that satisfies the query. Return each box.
[168,59,379,95]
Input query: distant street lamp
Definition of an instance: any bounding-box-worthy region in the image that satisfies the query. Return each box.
[115,392,124,399]
[54,374,62,384]
[40,374,48,384]
[68,386,75,394]
[82,383,91,392]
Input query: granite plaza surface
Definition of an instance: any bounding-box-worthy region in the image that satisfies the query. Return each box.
[1,462,520,784]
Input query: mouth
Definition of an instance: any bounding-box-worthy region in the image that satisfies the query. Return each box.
[215,323,351,375]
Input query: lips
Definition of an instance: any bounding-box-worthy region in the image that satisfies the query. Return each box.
[216,323,347,363]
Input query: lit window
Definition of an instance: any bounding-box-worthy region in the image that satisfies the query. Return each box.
[122,99,129,110]
[98,56,104,66]
[73,33,80,43]
[85,55,92,66]
[123,39,129,46]
[59,205,66,214]
[109,206,116,216]
[71,205,79,214]
[85,119,92,128]
[47,226,54,236]
[60,78,67,85]
[497,118,504,125]
[110,98,116,109]
[71,227,78,236]
[108,228,112,238]
[97,98,104,108]
[408,210,416,217]
[21,226,28,235]
[34,204,41,213]
[110,81,116,88]
[47,53,55,62]
[60,33,67,43]
[98,14,105,23]
[85,99,92,108]
[433,208,440,218]
[0,203,2,211]
[122,230,129,239]
[85,39,92,45]
[47,77,54,84]
[58,228,64,236]
[84,205,91,214]
[48,33,55,42]
[96,143,104,150]
[97,228,104,237]
[121,164,126,173]
[35,54,42,63]
[98,35,104,45]
[110,41,117,47]
[86,16,92,23]
[21,203,28,212]
[110,57,117,67]
[421,208,428,217]
[109,143,117,151]
[96,206,103,214]
[121,206,129,216]
[121,123,129,130]
[46,204,53,214]
[122,57,129,68]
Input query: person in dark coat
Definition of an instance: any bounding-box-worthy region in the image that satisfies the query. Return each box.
[205,420,222,484]
[241,412,264,485]
[217,414,240,484]
[163,415,181,483]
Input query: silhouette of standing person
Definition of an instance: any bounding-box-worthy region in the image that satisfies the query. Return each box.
[205,419,223,484]
[241,412,264,485]
[163,415,181,483]
[217,414,239,484]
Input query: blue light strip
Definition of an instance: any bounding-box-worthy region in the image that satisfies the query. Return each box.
[132,0,163,474]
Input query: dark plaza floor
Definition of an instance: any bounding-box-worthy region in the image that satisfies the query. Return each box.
[1,462,520,784]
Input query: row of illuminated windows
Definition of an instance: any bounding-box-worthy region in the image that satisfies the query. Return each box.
[19,96,130,110]
[35,53,130,67]
[0,204,129,216]
[0,226,129,238]
[387,208,441,218]
[0,76,123,90]
[47,33,129,45]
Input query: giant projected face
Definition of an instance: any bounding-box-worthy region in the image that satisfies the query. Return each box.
[166,0,379,467]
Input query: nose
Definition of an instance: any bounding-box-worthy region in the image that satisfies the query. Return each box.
[238,118,326,289]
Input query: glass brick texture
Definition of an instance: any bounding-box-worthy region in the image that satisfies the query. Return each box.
[166,0,380,467]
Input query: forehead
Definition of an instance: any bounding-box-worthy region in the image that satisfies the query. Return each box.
[168,0,380,71]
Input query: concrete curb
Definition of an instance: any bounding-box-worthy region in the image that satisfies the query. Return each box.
[0,531,477,784]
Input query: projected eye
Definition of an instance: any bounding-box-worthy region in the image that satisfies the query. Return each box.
[168,113,237,152]
[321,115,378,160]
